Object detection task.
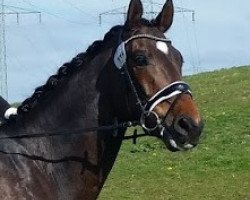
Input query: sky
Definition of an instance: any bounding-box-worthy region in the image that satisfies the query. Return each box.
[1,0,250,102]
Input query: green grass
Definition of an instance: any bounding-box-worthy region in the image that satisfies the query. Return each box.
[99,66,250,200]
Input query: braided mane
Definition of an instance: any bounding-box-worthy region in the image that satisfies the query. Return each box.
[17,18,159,116]
[17,25,123,115]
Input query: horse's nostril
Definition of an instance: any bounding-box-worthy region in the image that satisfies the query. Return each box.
[174,116,192,136]
[172,116,204,148]
[178,117,191,132]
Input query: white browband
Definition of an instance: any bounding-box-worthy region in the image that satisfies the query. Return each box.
[114,34,170,69]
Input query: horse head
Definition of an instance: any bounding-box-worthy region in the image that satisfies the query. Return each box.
[112,0,203,151]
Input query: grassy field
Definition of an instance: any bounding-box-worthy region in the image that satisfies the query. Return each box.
[99,66,250,200]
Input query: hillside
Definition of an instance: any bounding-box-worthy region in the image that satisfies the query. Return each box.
[99,66,250,200]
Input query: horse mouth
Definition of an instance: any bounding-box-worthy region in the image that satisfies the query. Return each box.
[161,128,197,152]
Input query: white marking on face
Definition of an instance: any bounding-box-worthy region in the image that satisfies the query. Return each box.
[156,41,169,54]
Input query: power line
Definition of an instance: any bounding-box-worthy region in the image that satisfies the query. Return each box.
[1,4,41,24]
[0,1,42,100]
[0,0,7,99]
[60,0,95,19]
[98,0,200,75]
[99,0,195,25]
[179,0,200,74]
[22,0,93,25]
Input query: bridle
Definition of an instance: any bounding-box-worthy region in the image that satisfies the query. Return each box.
[114,33,192,133]
[0,34,192,142]
[0,33,193,162]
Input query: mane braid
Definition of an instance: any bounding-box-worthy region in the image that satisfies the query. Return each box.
[17,25,124,116]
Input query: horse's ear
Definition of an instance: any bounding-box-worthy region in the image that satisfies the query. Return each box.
[154,0,174,32]
[125,0,143,27]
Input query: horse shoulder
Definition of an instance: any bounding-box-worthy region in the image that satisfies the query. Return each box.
[0,153,57,199]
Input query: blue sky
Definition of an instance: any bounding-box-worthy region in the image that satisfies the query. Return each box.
[2,0,250,102]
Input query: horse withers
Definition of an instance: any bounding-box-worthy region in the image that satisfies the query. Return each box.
[0,0,203,199]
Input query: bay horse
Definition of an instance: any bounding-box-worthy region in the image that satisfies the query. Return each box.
[0,0,203,199]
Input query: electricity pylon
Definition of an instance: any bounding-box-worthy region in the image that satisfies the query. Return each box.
[0,1,41,100]
[99,0,195,25]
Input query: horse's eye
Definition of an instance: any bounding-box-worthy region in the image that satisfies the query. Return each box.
[134,55,148,66]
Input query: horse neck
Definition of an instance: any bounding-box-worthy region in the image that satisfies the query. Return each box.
[19,49,114,131]
[0,46,127,199]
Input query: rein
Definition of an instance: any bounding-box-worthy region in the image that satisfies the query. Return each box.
[0,120,142,140]
[0,34,191,141]
[0,33,192,162]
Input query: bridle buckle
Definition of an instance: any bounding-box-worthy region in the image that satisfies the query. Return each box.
[140,110,162,132]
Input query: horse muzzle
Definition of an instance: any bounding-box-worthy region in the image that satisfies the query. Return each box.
[162,115,204,152]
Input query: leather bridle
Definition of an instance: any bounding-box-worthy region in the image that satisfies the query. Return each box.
[0,33,194,162]
[113,33,192,133]
[0,34,192,142]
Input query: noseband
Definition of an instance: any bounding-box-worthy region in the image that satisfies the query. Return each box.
[114,34,192,133]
